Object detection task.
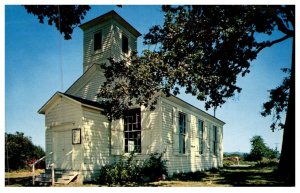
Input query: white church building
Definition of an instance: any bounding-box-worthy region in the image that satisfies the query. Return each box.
[38,10,225,183]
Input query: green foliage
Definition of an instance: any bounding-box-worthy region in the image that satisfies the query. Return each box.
[98,152,168,185]
[223,159,236,167]
[98,52,164,120]
[140,152,168,181]
[261,69,291,131]
[245,135,279,162]
[5,132,45,171]
[23,5,91,40]
[170,171,207,181]
[254,158,279,169]
[98,5,294,120]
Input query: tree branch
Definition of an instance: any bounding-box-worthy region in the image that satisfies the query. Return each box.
[274,14,294,36]
[255,34,292,55]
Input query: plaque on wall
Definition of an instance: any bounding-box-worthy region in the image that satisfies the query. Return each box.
[72,128,81,144]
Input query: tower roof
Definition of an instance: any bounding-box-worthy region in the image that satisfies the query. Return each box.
[79,10,141,37]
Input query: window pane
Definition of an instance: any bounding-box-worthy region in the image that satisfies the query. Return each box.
[178,112,186,154]
[124,108,141,153]
[94,32,102,51]
[179,134,183,154]
[122,34,128,53]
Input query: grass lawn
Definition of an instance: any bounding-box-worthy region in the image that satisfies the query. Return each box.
[5,165,285,187]
[147,165,284,187]
[5,169,44,187]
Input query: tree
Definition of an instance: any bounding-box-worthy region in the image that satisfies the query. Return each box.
[23,5,122,40]
[99,5,294,185]
[246,135,278,161]
[261,68,290,131]
[23,5,91,40]
[5,132,45,171]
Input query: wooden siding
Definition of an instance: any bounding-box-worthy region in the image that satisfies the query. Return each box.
[141,106,163,154]
[45,97,82,127]
[81,107,111,181]
[82,21,113,71]
[82,20,138,72]
[45,127,53,166]
[160,97,224,174]
[110,20,138,62]
[44,97,84,170]
[65,65,106,102]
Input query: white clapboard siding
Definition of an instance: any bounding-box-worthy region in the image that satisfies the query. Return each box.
[160,96,224,174]
[141,110,153,154]
[83,21,113,71]
[110,20,138,62]
[82,20,138,72]
[44,97,84,169]
[110,119,124,155]
[65,65,106,101]
[45,128,53,166]
[45,97,82,127]
[81,107,111,177]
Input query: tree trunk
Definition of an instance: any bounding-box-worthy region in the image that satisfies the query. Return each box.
[278,37,295,186]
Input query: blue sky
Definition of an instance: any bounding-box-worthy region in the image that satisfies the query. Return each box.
[5,5,292,153]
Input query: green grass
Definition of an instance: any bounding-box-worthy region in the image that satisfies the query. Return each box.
[5,164,286,187]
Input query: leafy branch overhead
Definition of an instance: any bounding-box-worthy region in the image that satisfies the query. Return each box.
[261,69,291,131]
[99,5,294,121]
[23,5,91,40]
[97,51,165,120]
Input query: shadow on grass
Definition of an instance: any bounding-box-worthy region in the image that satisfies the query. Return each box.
[5,176,34,187]
[214,166,285,187]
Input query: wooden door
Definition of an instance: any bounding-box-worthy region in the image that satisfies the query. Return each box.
[53,130,73,169]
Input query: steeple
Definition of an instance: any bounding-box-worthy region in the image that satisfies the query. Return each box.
[79,10,141,72]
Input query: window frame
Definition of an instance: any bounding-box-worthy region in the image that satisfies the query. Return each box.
[212,125,218,156]
[198,119,204,155]
[178,112,186,154]
[72,128,81,145]
[124,108,141,153]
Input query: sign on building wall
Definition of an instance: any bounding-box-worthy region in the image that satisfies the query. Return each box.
[72,128,81,144]
[128,140,135,152]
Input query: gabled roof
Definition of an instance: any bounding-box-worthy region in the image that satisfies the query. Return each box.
[38,92,106,114]
[79,10,141,37]
[62,92,106,109]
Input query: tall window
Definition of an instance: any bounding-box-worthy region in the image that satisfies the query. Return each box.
[179,112,186,154]
[94,31,102,51]
[122,34,129,53]
[213,125,218,155]
[198,119,204,154]
[124,108,141,153]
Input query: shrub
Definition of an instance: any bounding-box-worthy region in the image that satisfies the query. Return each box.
[170,171,207,181]
[98,152,168,185]
[140,152,168,181]
[98,152,142,185]
[208,167,219,173]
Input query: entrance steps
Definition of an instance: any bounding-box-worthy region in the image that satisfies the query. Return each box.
[35,169,78,186]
